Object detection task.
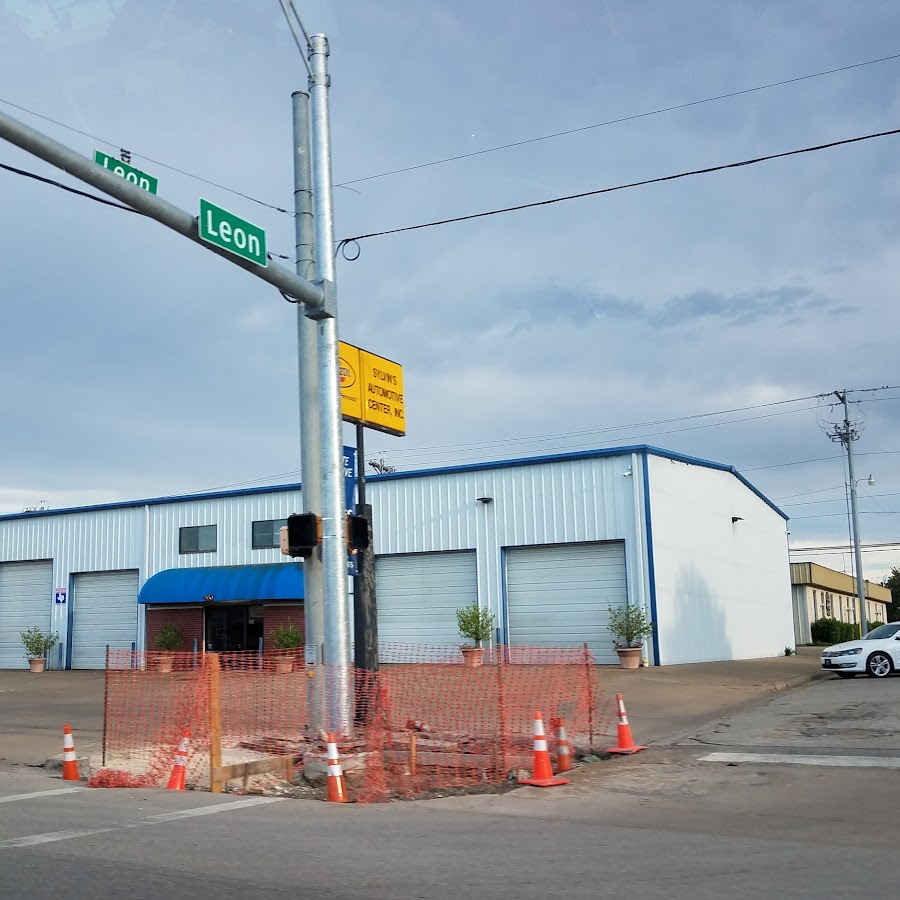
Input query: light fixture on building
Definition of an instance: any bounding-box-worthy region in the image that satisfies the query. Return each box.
[476,497,493,504]
[732,516,744,524]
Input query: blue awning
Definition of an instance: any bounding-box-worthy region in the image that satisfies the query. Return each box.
[138,564,304,604]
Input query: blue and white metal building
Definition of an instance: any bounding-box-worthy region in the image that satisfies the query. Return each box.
[0,445,793,669]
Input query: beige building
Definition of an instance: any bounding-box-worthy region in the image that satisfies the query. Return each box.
[791,562,891,643]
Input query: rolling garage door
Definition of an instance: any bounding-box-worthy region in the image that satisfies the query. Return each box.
[0,561,53,669]
[505,542,627,665]
[71,571,139,669]
[376,551,477,647]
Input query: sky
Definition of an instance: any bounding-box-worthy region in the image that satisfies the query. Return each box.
[0,0,899,580]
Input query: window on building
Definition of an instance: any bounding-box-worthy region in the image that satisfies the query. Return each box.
[812,589,817,616]
[179,524,217,554]
[824,593,832,617]
[252,518,288,549]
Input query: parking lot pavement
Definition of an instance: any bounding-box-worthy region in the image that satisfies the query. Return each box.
[0,671,104,770]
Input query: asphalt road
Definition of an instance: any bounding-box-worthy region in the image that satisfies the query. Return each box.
[3,673,900,900]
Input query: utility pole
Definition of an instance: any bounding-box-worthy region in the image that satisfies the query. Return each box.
[308,33,353,734]
[831,390,868,636]
[292,89,325,732]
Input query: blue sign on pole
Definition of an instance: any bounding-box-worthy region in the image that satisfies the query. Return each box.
[343,445,356,513]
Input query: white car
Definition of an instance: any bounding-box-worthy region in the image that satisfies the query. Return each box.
[821,622,900,678]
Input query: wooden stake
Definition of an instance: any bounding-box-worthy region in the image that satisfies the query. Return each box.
[208,652,223,793]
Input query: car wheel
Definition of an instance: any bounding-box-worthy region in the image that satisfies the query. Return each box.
[866,652,893,678]
[837,673,857,679]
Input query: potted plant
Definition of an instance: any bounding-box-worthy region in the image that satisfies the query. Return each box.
[270,621,304,674]
[456,600,495,668]
[20,626,59,673]
[153,623,184,673]
[608,603,654,669]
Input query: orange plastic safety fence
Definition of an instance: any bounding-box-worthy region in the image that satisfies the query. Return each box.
[93,645,612,800]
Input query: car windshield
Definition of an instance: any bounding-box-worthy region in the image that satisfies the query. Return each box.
[864,623,900,640]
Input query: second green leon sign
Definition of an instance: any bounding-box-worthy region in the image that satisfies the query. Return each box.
[198,199,267,267]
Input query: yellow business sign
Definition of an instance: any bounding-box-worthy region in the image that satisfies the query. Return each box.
[339,341,405,436]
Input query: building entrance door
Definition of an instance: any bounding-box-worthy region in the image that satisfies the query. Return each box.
[205,606,249,652]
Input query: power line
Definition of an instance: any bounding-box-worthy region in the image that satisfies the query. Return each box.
[0,161,142,214]
[337,52,900,186]
[383,394,823,459]
[0,159,299,264]
[0,96,291,216]
[340,127,900,244]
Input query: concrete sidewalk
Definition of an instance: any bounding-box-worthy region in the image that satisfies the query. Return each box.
[596,646,826,745]
[0,649,825,771]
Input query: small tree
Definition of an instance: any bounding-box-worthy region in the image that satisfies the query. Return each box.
[270,621,304,650]
[20,626,59,659]
[607,603,654,649]
[456,600,495,648]
[882,568,900,622]
[153,623,184,652]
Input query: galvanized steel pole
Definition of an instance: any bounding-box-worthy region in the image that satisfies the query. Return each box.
[309,33,352,733]
[292,90,326,732]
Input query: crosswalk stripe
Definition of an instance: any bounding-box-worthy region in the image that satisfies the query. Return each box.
[0,788,85,805]
[0,797,284,851]
[700,751,900,769]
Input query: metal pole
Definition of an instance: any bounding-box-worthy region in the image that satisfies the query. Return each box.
[0,107,326,311]
[837,391,868,636]
[309,33,352,734]
[292,90,326,732]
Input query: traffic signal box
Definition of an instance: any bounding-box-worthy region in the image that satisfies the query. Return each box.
[346,514,370,553]
[280,513,370,558]
[280,513,322,558]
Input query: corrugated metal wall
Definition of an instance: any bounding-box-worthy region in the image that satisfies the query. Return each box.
[0,449,795,666]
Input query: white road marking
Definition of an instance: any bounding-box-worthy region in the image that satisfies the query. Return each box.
[0,828,114,849]
[0,788,85,804]
[0,797,284,851]
[143,797,283,823]
[701,751,900,769]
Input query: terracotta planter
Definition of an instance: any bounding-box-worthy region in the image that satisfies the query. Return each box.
[28,657,46,674]
[157,654,174,674]
[275,655,295,674]
[460,647,484,668]
[615,647,642,669]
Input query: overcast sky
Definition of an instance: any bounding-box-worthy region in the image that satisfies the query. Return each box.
[1,0,898,580]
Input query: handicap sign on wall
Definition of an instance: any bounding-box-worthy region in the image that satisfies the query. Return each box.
[54,588,66,604]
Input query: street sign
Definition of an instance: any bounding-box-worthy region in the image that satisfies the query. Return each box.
[94,150,158,194]
[343,446,356,513]
[339,341,405,436]
[198,198,267,267]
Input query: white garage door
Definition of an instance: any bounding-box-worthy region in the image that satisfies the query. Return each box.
[0,561,53,669]
[72,571,139,669]
[505,542,627,665]
[376,551,478,648]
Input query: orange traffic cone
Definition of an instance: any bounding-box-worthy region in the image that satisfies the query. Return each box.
[166,729,190,791]
[607,693,647,755]
[551,716,573,773]
[325,733,348,803]
[62,724,80,781]
[520,711,569,787]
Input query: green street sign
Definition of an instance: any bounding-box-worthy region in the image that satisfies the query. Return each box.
[198,199,267,267]
[93,150,158,194]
